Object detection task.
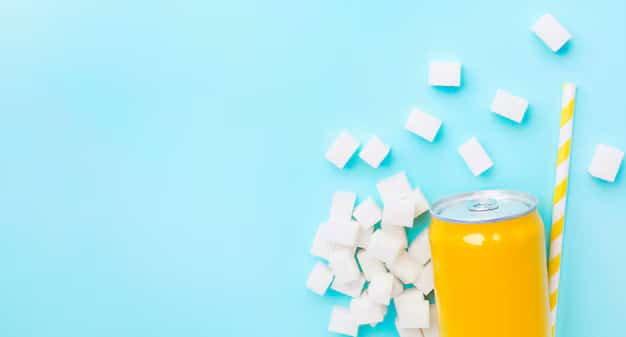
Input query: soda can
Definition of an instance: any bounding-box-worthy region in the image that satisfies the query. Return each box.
[429,190,550,337]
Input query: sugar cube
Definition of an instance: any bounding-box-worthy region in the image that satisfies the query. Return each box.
[531,14,571,52]
[395,289,430,329]
[387,251,422,285]
[311,225,335,260]
[382,226,408,248]
[350,293,387,325]
[359,136,390,168]
[355,226,374,249]
[368,230,404,264]
[405,109,442,142]
[391,275,405,298]
[421,305,440,337]
[325,131,360,169]
[490,89,528,123]
[329,306,359,337]
[408,229,431,266]
[368,272,394,306]
[458,137,493,176]
[381,196,415,228]
[320,220,360,247]
[356,249,387,281]
[329,247,361,283]
[353,197,382,229]
[416,262,434,295]
[306,262,334,296]
[396,319,425,337]
[332,275,366,298]
[588,144,624,182]
[330,191,357,222]
[377,172,413,203]
[428,61,462,87]
[412,187,430,218]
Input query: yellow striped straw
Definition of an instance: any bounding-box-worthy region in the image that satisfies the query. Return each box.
[549,82,576,337]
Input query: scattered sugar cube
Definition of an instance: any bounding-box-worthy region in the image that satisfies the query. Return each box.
[381,196,415,228]
[531,14,571,52]
[428,61,462,87]
[329,247,361,283]
[387,251,422,285]
[397,319,425,337]
[350,293,387,325]
[325,131,360,169]
[405,109,442,142]
[408,229,431,266]
[306,262,335,296]
[421,305,440,337]
[332,274,366,298]
[377,172,413,203]
[353,197,382,229]
[359,136,391,168]
[329,306,359,337]
[368,230,404,264]
[355,226,374,249]
[395,289,430,329]
[490,89,529,123]
[356,249,387,281]
[320,220,360,247]
[412,188,430,218]
[588,144,624,183]
[391,275,405,298]
[330,192,357,222]
[382,226,408,248]
[458,137,493,176]
[368,272,394,306]
[416,262,434,295]
[311,225,335,260]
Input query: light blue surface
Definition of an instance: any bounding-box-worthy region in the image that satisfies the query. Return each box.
[0,1,623,336]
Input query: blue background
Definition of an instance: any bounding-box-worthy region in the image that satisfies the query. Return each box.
[0,1,623,336]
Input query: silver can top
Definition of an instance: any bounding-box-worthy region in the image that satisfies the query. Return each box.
[430,190,538,224]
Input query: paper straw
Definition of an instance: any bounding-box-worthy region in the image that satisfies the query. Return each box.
[548,83,576,337]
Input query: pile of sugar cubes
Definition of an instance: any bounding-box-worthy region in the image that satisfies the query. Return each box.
[307,172,439,337]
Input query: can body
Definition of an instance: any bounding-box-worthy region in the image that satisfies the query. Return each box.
[430,192,550,337]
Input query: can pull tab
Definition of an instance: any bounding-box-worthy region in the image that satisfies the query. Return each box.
[468,198,499,212]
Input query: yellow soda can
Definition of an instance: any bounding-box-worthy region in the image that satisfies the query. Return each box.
[429,190,550,337]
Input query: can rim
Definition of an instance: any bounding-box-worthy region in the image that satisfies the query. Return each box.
[429,190,538,224]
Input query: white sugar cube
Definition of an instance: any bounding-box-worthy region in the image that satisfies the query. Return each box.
[355,226,374,249]
[353,197,382,229]
[306,262,334,296]
[405,109,442,142]
[381,196,415,228]
[332,274,366,298]
[416,262,434,295]
[311,225,335,260]
[329,306,359,337]
[387,251,422,285]
[588,144,624,183]
[325,131,360,169]
[350,293,387,325]
[395,289,430,329]
[368,272,394,306]
[428,61,462,87]
[377,172,413,203]
[382,226,408,248]
[356,249,387,281]
[391,275,405,298]
[531,14,571,52]
[412,188,430,218]
[490,89,528,123]
[359,136,391,168]
[330,192,357,222]
[320,220,360,247]
[396,320,425,337]
[458,137,493,176]
[408,229,431,266]
[421,305,440,337]
[329,247,361,283]
[368,230,404,264]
